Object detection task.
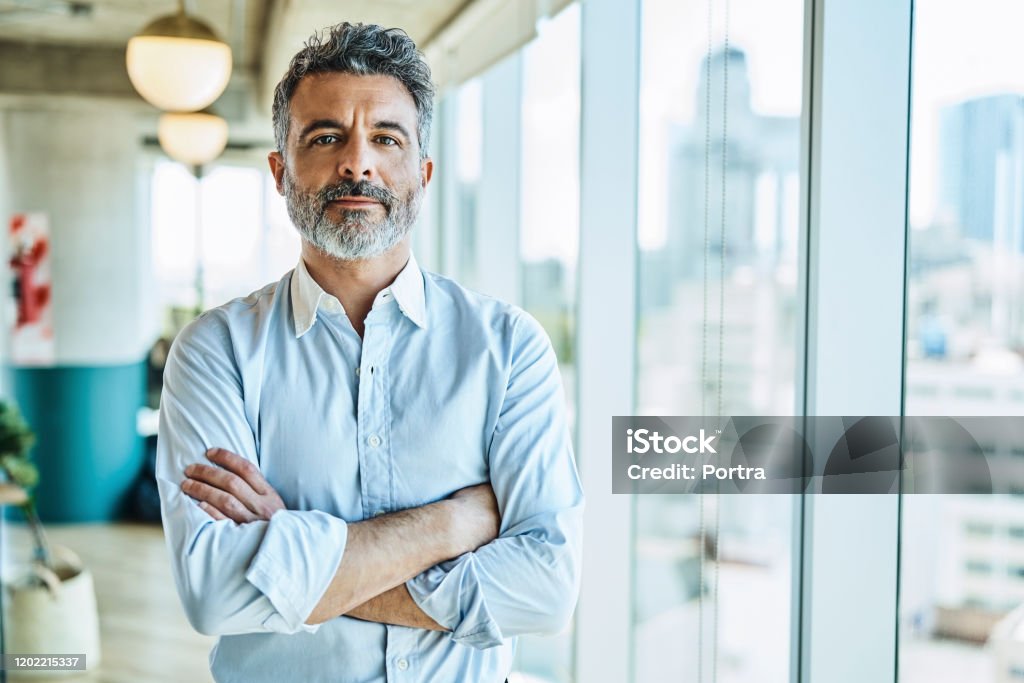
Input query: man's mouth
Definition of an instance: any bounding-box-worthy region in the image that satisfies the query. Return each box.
[329,197,382,209]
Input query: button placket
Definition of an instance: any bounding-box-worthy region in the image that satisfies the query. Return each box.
[356,311,393,522]
[385,626,416,681]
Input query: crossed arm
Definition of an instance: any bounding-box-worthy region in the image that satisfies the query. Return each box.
[181,448,499,629]
[158,311,583,644]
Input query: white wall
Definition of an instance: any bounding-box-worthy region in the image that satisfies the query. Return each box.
[1,104,156,365]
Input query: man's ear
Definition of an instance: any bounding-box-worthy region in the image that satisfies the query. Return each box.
[268,151,286,195]
[421,157,434,188]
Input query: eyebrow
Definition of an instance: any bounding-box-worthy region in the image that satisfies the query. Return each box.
[297,119,343,141]
[374,120,412,141]
[296,118,413,142]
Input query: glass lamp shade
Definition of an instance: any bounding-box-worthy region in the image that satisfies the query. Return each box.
[157,111,229,166]
[126,12,232,112]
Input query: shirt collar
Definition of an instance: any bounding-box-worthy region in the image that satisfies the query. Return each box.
[290,253,427,338]
[386,252,428,330]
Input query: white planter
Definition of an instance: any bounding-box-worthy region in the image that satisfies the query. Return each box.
[4,545,101,674]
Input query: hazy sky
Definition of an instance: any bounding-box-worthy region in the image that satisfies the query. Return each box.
[638,0,1024,233]
[911,0,1024,227]
[638,0,804,249]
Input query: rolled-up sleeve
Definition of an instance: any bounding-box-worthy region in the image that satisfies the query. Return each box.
[406,311,585,649]
[156,314,348,636]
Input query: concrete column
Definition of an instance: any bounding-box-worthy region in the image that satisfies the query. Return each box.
[1,102,155,521]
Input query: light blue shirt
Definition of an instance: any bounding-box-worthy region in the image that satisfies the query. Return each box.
[156,254,584,683]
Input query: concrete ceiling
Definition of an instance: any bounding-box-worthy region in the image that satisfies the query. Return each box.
[0,0,470,147]
[259,0,469,106]
[0,0,267,69]
[258,0,466,110]
[0,0,468,83]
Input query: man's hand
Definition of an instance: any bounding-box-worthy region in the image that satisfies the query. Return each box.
[181,448,285,523]
[183,447,498,536]
[181,448,500,552]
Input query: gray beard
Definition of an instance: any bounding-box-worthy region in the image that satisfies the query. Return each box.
[283,172,422,261]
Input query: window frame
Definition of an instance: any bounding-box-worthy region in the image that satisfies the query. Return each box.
[796,1,912,683]
[574,0,641,681]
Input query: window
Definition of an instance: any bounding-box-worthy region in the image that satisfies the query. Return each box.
[966,522,995,537]
[966,561,994,575]
[150,160,299,335]
[436,78,483,285]
[519,3,581,424]
[516,6,581,681]
[633,0,805,680]
[900,6,1024,681]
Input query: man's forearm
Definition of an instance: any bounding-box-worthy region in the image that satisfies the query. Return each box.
[179,448,498,629]
[346,585,447,630]
[305,491,492,625]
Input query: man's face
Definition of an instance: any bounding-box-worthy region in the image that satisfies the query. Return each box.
[268,72,433,261]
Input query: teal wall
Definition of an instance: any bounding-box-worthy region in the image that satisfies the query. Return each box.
[7,361,146,522]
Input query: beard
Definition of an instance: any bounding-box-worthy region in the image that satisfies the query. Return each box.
[283,170,423,261]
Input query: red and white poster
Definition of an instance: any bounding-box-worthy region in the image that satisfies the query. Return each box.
[9,213,54,365]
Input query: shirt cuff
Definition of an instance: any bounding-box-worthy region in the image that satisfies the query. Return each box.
[245,510,348,633]
[406,554,504,650]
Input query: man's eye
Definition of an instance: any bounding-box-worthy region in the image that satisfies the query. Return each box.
[375,136,399,146]
[313,135,338,145]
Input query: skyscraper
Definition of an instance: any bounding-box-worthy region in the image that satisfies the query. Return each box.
[663,47,800,280]
[939,94,1024,248]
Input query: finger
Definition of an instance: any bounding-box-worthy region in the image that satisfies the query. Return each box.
[186,463,262,512]
[207,448,272,495]
[197,500,228,521]
[182,478,257,523]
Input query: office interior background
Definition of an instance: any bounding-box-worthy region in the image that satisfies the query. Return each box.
[0,0,1020,681]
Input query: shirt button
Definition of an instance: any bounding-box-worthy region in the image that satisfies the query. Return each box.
[368,435,381,448]
[355,367,360,376]
[397,658,408,671]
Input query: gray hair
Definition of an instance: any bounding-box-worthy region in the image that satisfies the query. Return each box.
[272,23,435,158]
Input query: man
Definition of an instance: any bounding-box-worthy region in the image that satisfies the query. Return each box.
[156,21,584,683]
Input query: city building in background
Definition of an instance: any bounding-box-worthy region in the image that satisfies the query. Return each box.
[902,2,1024,682]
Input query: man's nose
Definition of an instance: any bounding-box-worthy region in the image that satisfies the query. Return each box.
[336,137,374,180]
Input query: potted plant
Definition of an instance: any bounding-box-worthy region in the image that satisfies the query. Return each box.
[0,400,100,670]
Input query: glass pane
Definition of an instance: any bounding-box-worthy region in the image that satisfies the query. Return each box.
[152,160,201,315]
[201,166,273,307]
[900,2,1024,681]
[263,173,303,281]
[150,160,299,335]
[513,5,581,683]
[442,77,483,285]
[633,0,805,679]
[520,2,581,429]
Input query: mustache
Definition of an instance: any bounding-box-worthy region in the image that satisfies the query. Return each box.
[319,180,396,210]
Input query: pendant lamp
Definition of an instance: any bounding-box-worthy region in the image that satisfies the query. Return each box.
[126,1,232,112]
[157,111,229,166]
